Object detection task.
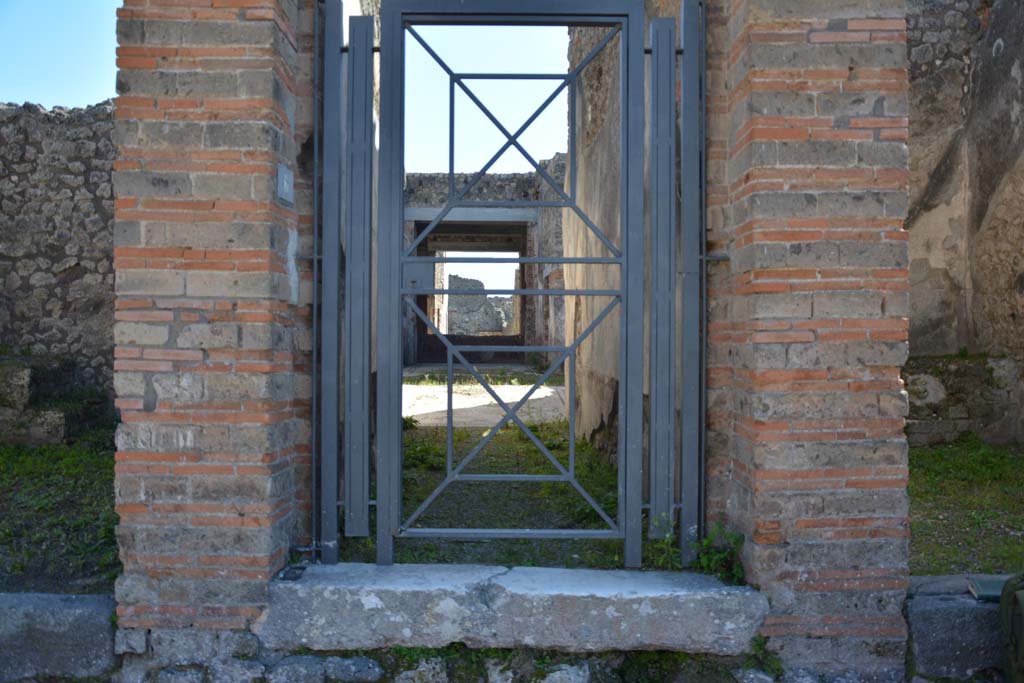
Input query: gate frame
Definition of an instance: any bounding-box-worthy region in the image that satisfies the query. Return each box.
[316,0,706,570]
[378,0,645,567]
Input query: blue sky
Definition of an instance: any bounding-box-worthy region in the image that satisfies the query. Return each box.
[0,3,569,172]
[0,1,121,109]
[404,24,569,174]
[0,4,570,289]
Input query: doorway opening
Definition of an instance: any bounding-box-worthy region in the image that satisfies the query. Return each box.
[320,0,703,569]
[411,224,529,366]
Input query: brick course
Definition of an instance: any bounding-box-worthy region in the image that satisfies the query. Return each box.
[112,0,314,631]
[707,0,910,677]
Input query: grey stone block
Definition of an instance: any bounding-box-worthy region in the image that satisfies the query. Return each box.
[541,664,591,683]
[112,169,191,197]
[210,658,267,683]
[269,655,326,683]
[157,667,206,683]
[257,564,769,655]
[733,669,775,683]
[324,656,385,682]
[115,627,148,655]
[143,628,261,668]
[907,590,1002,679]
[203,121,279,151]
[0,363,31,411]
[0,592,116,683]
[485,660,515,683]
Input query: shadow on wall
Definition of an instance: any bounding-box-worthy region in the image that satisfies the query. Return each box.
[908,0,1024,361]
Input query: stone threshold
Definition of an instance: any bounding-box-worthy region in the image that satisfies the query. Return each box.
[0,592,116,682]
[906,574,1010,680]
[255,563,770,656]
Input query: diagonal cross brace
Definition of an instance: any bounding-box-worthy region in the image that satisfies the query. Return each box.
[401,295,621,531]
[403,25,623,258]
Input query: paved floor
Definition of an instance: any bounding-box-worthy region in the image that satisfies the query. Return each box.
[402,384,567,427]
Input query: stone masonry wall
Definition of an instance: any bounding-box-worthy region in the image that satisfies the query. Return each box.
[0,102,116,390]
[562,2,913,676]
[905,354,1024,445]
[111,0,315,633]
[709,0,911,678]
[446,274,513,336]
[405,166,565,351]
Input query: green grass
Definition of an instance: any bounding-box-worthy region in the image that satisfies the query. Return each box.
[403,369,565,387]
[910,433,1024,575]
[341,422,737,574]
[0,426,121,593]
[342,421,624,567]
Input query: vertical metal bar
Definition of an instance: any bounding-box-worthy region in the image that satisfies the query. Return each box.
[648,18,677,539]
[319,0,344,564]
[568,78,577,203]
[698,0,708,545]
[448,76,456,200]
[568,352,576,477]
[446,349,454,474]
[679,0,703,565]
[311,0,322,561]
[623,6,645,568]
[343,15,374,538]
[376,2,403,565]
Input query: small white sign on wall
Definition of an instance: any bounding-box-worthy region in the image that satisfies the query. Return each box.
[277,163,295,205]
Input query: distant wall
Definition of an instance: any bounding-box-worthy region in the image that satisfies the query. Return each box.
[906,354,1024,446]
[0,102,116,390]
[404,166,566,357]
[446,274,513,336]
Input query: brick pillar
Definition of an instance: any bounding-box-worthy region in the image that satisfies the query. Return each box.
[112,0,313,630]
[710,0,911,678]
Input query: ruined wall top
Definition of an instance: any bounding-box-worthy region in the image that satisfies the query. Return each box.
[405,154,566,207]
[0,101,115,389]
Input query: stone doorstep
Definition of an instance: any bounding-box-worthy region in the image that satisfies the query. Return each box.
[256,563,770,656]
[0,592,116,683]
[906,574,1008,681]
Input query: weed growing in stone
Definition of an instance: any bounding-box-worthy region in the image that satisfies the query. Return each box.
[691,523,746,585]
[745,635,784,679]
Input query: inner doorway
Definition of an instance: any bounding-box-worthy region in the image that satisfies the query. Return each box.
[411,223,529,366]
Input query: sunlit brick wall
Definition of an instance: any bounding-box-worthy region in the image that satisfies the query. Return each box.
[111,0,315,631]
[707,0,911,677]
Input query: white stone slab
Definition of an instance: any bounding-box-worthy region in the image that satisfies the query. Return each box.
[256,564,769,656]
[402,385,567,427]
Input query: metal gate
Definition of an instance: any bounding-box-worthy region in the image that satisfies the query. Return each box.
[315,0,705,568]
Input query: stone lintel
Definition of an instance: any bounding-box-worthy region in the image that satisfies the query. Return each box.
[256,563,769,655]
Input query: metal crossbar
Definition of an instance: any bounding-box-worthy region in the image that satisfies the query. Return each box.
[381,2,643,567]
[311,0,705,568]
[400,296,621,532]
[402,24,623,258]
